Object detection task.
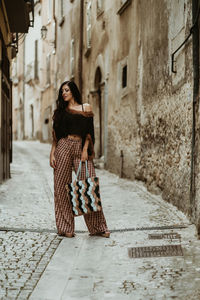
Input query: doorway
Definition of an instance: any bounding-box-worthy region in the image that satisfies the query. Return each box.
[94,67,104,158]
[30,104,34,138]
[42,106,51,142]
[1,44,12,181]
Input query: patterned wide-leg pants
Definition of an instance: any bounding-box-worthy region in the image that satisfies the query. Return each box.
[54,136,109,235]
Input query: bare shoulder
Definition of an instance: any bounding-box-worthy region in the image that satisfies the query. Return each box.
[83,103,93,112]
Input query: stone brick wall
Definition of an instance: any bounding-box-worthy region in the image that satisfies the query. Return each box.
[106,0,194,218]
[135,88,192,213]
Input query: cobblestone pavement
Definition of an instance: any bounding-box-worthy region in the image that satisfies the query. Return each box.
[0,231,61,300]
[1,141,200,300]
[0,141,61,300]
[0,141,56,231]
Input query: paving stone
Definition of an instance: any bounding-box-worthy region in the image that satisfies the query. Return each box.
[1,141,200,300]
[0,142,61,299]
[0,231,61,299]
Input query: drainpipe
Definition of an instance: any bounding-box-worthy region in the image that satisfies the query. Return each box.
[104,74,109,167]
[78,0,84,93]
[22,35,26,140]
[190,0,199,222]
[53,0,57,103]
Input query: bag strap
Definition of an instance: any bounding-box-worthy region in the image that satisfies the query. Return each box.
[76,160,89,181]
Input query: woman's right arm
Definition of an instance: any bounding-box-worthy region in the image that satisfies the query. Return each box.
[50,130,57,169]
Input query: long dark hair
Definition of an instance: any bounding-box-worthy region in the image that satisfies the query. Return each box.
[53,81,82,125]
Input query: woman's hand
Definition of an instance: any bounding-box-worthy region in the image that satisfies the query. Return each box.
[50,152,56,169]
[81,149,88,162]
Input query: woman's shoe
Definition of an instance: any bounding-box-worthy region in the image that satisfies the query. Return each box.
[89,231,110,238]
[58,232,75,238]
[65,232,75,238]
[100,231,110,238]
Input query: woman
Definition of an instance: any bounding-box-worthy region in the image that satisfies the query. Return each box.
[50,80,110,238]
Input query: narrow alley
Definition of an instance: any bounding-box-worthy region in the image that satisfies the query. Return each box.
[0,141,200,300]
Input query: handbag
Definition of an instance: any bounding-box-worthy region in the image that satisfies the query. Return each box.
[65,160,102,216]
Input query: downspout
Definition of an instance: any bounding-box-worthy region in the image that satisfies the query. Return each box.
[53,0,57,102]
[78,0,84,93]
[190,0,199,222]
[22,35,26,140]
[104,74,109,167]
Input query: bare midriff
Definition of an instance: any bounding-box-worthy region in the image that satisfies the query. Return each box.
[67,134,82,140]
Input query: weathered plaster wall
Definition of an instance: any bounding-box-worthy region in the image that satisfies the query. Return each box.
[134,0,193,216]
[82,0,139,171]
[135,88,192,211]
[106,0,139,179]
[56,0,81,86]
[106,0,194,217]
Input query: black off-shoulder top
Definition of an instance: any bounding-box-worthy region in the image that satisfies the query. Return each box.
[52,105,95,159]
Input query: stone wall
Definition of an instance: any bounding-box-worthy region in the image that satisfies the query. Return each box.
[106,0,194,217]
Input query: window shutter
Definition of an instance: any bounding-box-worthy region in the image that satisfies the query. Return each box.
[34,40,38,79]
[86,2,92,48]
[61,0,64,17]
[70,39,74,78]
[46,54,51,84]
[97,0,102,13]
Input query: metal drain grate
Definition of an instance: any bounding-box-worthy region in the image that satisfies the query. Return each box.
[148,233,181,240]
[0,225,188,235]
[128,245,183,258]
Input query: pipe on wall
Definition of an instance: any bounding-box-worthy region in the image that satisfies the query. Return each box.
[78,0,84,94]
[53,0,57,51]
[22,35,26,139]
[190,0,199,224]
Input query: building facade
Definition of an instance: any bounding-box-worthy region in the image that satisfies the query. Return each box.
[12,1,42,141]
[0,0,34,182]
[38,0,82,142]
[12,0,200,232]
[81,0,200,232]
[39,0,57,142]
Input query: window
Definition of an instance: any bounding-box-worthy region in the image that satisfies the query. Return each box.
[34,40,38,79]
[47,0,52,22]
[122,65,127,88]
[61,0,64,17]
[169,0,186,86]
[97,0,104,16]
[86,1,92,49]
[117,56,129,100]
[70,39,75,79]
[59,0,65,26]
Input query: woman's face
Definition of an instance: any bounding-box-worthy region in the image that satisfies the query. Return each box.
[61,84,73,102]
